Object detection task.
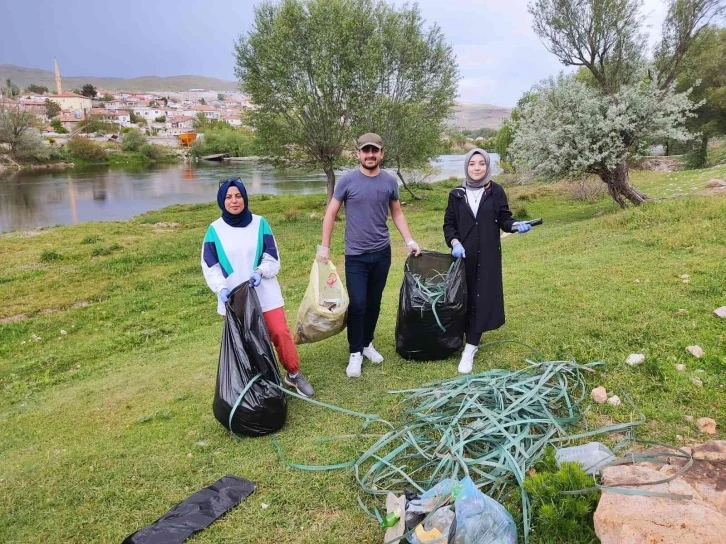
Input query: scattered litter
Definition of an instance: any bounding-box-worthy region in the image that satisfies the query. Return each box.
[31,333,41,342]
[696,418,717,435]
[695,369,705,374]
[60,329,67,335]
[680,274,689,280]
[293,259,349,344]
[634,279,641,283]
[691,376,703,387]
[21,341,26,345]
[187,452,192,458]
[626,353,645,366]
[676,364,685,372]
[686,345,704,359]
[677,309,689,316]
[556,442,615,475]
[196,441,208,447]
[684,415,694,423]
[591,386,607,404]
[682,278,690,284]
[261,503,269,510]
[714,307,726,318]
[607,396,622,407]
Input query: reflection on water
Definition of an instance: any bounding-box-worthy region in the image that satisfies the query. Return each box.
[0,154,499,233]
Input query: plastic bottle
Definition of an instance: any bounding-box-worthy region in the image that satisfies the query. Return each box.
[555,442,615,475]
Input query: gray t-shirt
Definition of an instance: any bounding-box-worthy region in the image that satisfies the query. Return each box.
[333,169,400,255]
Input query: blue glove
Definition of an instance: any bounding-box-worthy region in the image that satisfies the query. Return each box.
[219,288,231,304]
[516,222,532,234]
[452,242,466,259]
[250,272,262,287]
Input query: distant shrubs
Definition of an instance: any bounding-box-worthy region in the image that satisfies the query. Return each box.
[66,136,106,162]
[191,125,256,158]
[121,129,147,152]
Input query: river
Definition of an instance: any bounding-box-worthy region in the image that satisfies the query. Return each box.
[0,154,499,233]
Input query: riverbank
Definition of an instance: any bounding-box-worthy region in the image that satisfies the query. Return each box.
[1,166,725,542]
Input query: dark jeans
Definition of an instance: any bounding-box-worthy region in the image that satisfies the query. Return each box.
[345,245,391,354]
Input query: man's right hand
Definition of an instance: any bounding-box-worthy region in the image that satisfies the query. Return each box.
[316,245,330,264]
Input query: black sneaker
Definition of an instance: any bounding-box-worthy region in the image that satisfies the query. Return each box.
[284,372,314,398]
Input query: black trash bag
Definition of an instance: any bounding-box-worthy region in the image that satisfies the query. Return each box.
[395,251,467,361]
[212,282,287,437]
[122,475,255,544]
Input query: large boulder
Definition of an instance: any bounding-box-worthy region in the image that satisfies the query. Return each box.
[594,441,726,544]
[705,178,726,189]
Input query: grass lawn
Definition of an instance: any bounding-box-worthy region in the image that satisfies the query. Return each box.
[1,165,725,543]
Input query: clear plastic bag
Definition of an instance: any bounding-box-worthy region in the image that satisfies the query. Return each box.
[293,259,349,344]
[555,442,615,475]
[453,477,517,544]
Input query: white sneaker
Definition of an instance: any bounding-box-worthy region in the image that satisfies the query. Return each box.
[362,343,384,364]
[346,352,363,378]
[458,345,478,374]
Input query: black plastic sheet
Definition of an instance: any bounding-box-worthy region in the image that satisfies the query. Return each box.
[395,251,467,361]
[122,475,255,544]
[213,282,287,437]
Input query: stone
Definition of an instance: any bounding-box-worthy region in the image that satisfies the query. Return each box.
[684,415,694,423]
[594,441,726,544]
[60,329,67,335]
[691,376,704,387]
[696,418,717,435]
[714,307,726,319]
[607,395,622,406]
[591,386,608,404]
[686,345,705,359]
[676,364,686,372]
[634,279,641,283]
[705,178,726,188]
[677,309,689,316]
[626,353,645,366]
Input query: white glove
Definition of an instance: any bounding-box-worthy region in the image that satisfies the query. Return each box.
[406,240,421,256]
[316,244,330,264]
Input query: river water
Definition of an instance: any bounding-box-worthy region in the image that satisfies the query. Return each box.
[0,154,499,233]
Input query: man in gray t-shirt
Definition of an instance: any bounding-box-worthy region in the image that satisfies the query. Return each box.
[318,133,421,378]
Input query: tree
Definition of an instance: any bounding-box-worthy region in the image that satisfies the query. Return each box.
[523,0,725,206]
[510,71,697,207]
[27,84,49,94]
[235,0,385,201]
[121,129,148,152]
[0,98,40,156]
[676,25,726,166]
[50,118,68,134]
[3,79,20,98]
[129,111,145,125]
[218,93,226,101]
[101,93,114,102]
[198,98,207,105]
[352,3,458,199]
[81,84,97,98]
[193,112,217,131]
[44,99,61,119]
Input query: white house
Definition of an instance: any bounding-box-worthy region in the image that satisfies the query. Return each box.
[132,107,167,121]
[48,92,92,113]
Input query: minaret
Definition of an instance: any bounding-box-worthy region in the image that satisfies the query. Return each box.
[54,59,62,94]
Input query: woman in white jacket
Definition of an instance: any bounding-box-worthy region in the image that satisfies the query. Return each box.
[201,178,314,397]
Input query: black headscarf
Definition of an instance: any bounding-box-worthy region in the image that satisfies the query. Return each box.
[217,178,252,227]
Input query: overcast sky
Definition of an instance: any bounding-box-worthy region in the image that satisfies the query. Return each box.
[1,0,669,107]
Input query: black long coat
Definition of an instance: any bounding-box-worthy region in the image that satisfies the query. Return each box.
[443,182,515,334]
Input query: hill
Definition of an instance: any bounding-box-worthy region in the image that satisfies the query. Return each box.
[449,102,512,130]
[0,64,240,92]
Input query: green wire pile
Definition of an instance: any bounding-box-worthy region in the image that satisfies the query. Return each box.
[273,358,644,542]
[409,262,455,332]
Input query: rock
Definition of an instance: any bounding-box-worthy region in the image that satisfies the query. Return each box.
[634,279,641,283]
[714,307,726,319]
[705,178,726,188]
[696,418,717,435]
[626,353,645,366]
[686,345,705,359]
[676,364,686,372]
[677,309,689,316]
[591,386,608,404]
[607,395,622,406]
[594,441,726,543]
[60,329,67,335]
[691,376,704,387]
[684,415,694,423]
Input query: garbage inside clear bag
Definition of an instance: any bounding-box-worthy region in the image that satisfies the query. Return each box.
[555,441,615,475]
[293,259,349,344]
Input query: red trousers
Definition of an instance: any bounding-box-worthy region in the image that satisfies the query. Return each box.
[262,307,300,374]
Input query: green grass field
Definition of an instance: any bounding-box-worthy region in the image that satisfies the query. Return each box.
[1,165,725,543]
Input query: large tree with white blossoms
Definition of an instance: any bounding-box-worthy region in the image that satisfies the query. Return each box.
[511,0,725,207]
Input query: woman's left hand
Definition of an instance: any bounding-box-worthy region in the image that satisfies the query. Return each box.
[250,272,262,287]
[515,222,532,234]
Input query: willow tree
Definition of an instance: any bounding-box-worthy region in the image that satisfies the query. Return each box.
[235,0,382,202]
[513,0,725,207]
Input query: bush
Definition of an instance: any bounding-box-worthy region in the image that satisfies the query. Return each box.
[66,137,107,162]
[140,143,163,160]
[121,129,147,152]
[190,125,256,157]
[50,119,68,134]
[524,447,600,543]
[569,176,606,201]
[40,249,62,262]
[15,129,50,161]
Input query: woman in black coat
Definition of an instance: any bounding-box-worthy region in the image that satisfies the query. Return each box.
[443,148,531,374]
